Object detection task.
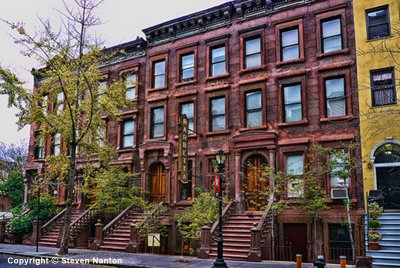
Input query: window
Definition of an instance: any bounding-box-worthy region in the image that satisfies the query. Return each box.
[325,77,346,117]
[330,152,349,188]
[180,102,194,134]
[180,53,195,82]
[125,73,137,100]
[283,83,302,122]
[152,60,165,88]
[210,46,226,76]
[371,68,396,106]
[366,6,390,40]
[97,127,106,148]
[286,154,304,198]
[41,95,48,113]
[121,120,134,148]
[52,133,61,156]
[244,37,261,69]
[281,27,299,61]
[99,81,107,94]
[321,18,342,53]
[34,134,44,159]
[245,91,262,127]
[56,92,64,112]
[210,97,226,131]
[151,107,165,138]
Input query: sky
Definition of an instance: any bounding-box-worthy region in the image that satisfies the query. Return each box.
[0,0,227,145]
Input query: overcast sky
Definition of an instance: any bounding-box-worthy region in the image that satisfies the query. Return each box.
[0,0,227,145]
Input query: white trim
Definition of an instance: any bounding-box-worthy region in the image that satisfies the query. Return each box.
[374,163,400,190]
[370,140,400,162]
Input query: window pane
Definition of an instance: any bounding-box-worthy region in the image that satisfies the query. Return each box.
[246,54,261,69]
[53,146,60,156]
[284,84,301,104]
[181,103,194,119]
[99,81,107,92]
[211,98,225,115]
[247,111,262,127]
[126,74,136,88]
[322,19,341,38]
[323,36,342,53]
[154,61,165,75]
[57,92,64,102]
[152,124,164,138]
[281,28,298,47]
[368,24,390,39]
[154,75,165,88]
[282,45,299,61]
[212,47,225,63]
[212,115,226,131]
[212,62,226,76]
[372,71,393,85]
[246,91,261,110]
[245,38,261,55]
[326,78,345,98]
[182,54,194,69]
[153,108,164,123]
[368,8,388,25]
[123,135,134,148]
[373,89,395,106]
[327,99,346,117]
[54,133,61,144]
[182,69,194,80]
[126,89,135,100]
[285,104,302,122]
[123,121,134,135]
[286,155,303,175]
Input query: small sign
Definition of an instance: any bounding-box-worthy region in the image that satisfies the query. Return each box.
[178,115,189,183]
[147,233,161,247]
[214,172,220,193]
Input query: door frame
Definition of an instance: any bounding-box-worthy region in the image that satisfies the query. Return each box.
[374,163,400,209]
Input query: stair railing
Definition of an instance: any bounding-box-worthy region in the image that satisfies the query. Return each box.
[41,207,67,236]
[248,194,274,261]
[102,204,142,239]
[210,200,234,239]
[69,206,100,240]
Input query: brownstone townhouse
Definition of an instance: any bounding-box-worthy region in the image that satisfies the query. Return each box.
[18,0,365,264]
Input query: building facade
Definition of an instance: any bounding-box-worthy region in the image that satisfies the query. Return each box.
[21,0,365,263]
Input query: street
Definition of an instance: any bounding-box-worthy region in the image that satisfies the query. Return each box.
[0,254,104,268]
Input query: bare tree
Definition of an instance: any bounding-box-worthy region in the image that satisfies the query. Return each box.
[0,141,28,176]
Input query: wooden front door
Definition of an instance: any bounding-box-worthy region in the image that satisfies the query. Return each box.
[245,155,268,211]
[150,163,166,203]
[283,223,308,262]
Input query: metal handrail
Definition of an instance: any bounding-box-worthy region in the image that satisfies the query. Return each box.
[210,200,234,235]
[70,205,95,227]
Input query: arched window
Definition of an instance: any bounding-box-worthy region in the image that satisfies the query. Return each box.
[374,142,400,163]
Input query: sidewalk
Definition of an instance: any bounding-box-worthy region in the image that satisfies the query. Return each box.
[0,243,351,268]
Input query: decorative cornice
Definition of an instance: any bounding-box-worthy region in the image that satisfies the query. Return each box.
[142,2,233,46]
[101,37,147,67]
[234,0,317,23]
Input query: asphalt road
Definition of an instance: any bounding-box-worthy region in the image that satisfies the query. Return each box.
[0,254,104,268]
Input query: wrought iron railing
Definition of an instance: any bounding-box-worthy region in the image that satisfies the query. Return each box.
[70,206,100,240]
[102,204,143,239]
[210,200,234,241]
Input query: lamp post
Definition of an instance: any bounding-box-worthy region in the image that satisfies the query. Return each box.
[213,150,227,268]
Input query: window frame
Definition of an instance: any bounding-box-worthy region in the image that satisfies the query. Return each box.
[125,73,137,100]
[275,18,304,66]
[324,76,347,118]
[245,90,263,128]
[321,17,343,54]
[179,101,195,135]
[34,132,45,159]
[121,119,135,149]
[370,67,396,107]
[284,152,305,199]
[210,96,227,132]
[283,82,303,123]
[119,66,139,100]
[206,37,230,80]
[52,133,61,156]
[148,53,168,90]
[150,106,166,139]
[366,5,391,40]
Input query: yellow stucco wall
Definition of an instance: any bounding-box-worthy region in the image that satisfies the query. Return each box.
[353,0,400,207]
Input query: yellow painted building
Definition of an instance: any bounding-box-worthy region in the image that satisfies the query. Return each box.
[353,0,400,209]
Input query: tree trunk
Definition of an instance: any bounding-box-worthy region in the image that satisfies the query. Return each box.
[58,144,77,255]
[345,192,355,261]
[313,218,317,258]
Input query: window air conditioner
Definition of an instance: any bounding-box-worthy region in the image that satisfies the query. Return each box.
[331,188,347,199]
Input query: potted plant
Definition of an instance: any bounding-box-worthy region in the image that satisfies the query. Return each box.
[368,202,384,250]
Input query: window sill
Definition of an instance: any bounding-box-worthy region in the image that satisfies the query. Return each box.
[320,115,353,122]
[239,125,268,132]
[204,130,230,137]
[117,147,135,153]
[146,137,166,142]
[175,79,197,88]
[206,73,230,82]
[372,102,398,108]
[277,120,308,127]
[147,86,168,93]
[238,65,267,75]
[316,48,349,59]
[367,35,394,42]
[33,158,45,162]
[276,58,305,67]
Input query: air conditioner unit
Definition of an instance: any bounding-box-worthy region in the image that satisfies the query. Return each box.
[331,188,348,199]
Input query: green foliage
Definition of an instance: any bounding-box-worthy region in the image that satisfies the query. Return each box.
[138,203,169,236]
[10,196,57,235]
[368,230,382,242]
[0,170,24,207]
[368,202,384,220]
[368,220,381,229]
[82,166,143,214]
[175,192,218,240]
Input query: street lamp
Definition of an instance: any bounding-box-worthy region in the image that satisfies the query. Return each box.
[213,150,227,268]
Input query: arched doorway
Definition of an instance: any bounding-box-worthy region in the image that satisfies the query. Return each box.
[373,141,400,209]
[149,162,166,203]
[244,155,268,211]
